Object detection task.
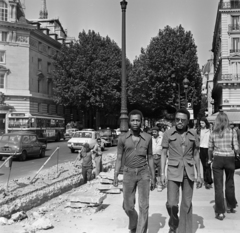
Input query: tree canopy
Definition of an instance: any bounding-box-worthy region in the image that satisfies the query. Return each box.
[128,25,202,118]
[52,30,131,114]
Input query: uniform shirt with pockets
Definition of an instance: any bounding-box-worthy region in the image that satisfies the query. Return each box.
[161,126,199,182]
[117,130,152,168]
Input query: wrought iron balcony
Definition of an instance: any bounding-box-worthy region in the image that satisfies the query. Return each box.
[229,24,240,32]
[230,48,240,53]
[220,74,240,82]
[221,1,240,9]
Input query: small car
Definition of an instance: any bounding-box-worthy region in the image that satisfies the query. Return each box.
[64,128,78,140]
[67,130,104,153]
[0,131,47,161]
[98,128,118,147]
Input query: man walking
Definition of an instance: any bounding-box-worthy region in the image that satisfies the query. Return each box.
[152,126,163,192]
[161,108,202,233]
[113,110,155,233]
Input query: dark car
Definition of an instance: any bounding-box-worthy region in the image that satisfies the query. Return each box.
[98,128,118,147]
[0,131,47,161]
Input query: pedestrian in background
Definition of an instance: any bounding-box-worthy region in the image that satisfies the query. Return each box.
[152,126,163,192]
[161,108,202,233]
[93,138,103,176]
[113,110,155,233]
[199,117,213,189]
[208,112,239,220]
[78,143,95,184]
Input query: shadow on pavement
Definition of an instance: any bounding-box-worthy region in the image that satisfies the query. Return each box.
[193,214,205,233]
[148,213,166,233]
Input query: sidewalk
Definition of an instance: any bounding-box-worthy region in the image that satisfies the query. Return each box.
[1,171,240,233]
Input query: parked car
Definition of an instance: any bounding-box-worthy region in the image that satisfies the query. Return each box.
[98,128,118,147]
[64,128,78,140]
[67,130,104,153]
[0,131,47,161]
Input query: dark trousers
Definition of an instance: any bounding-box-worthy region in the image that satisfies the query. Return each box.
[166,170,194,233]
[153,154,161,177]
[212,156,237,214]
[200,147,213,185]
[123,166,150,233]
[82,166,92,184]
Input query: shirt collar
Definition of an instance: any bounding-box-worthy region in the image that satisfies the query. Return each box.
[171,126,194,136]
[126,129,146,140]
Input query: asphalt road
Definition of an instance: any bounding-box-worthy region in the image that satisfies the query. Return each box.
[0,140,117,185]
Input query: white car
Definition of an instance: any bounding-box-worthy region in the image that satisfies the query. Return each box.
[67,130,103,153]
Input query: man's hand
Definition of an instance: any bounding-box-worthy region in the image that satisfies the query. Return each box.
[150,179,155,191]
[196,176,202,189]
[113,173,119,187]
[161,174,167,186]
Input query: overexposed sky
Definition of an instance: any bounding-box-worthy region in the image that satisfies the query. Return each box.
[24,0,219,67]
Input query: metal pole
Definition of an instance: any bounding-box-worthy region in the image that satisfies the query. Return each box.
[57,147,59,174]
[185,89,188,108]
[178,84,181,109]
[119,0,128,133]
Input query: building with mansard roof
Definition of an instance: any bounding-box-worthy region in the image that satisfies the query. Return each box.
[0,0,76,134]
[209,0,240,123]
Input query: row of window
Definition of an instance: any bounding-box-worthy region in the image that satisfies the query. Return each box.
[38,79,53,95]
[37,103,63,115]
[37,59,52,73]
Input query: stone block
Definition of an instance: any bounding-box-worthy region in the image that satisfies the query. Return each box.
[100,178,113,184]
[69,190,106,204]
[95,184,113,191]
[0,217,8,225]
[105,188,121,194]
[11,211,27,222]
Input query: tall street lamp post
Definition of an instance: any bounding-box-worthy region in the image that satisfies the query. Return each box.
[172,74,180,109]
[120,0,128,133]
[183,77,190,108]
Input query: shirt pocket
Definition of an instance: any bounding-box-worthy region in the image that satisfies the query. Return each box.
[168,160,180,167]
[188,136,196,148]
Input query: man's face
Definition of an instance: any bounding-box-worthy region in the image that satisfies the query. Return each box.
[129,114,141,131]
[230,124,234,129]
[200,121,206,129]
[175,113,189,130]
[152,130,158,138]
[97,140,101,145]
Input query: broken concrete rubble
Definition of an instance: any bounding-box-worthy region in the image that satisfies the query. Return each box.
[0,217,8,225]
[11,211,27,222]
[24,217,53,232]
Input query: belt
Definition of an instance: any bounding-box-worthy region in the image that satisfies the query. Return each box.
[123,164,148,174]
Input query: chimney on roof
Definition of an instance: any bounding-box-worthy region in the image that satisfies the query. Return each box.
[39,0,48,19]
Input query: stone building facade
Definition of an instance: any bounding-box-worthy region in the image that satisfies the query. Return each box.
[211,0,240,122]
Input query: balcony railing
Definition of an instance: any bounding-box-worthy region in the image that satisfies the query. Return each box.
[229,24,240,32]
[230,48,240,53]
[221,1,240,9]
[221,74,240,81]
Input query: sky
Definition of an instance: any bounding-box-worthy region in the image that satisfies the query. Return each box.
[24,0,219,67]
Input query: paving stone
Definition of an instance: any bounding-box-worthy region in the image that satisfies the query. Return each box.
[95,184,113,191]
[31,217,53,230]
[69,190,107,204]
[100,178,113,184]
[105,188,121,194]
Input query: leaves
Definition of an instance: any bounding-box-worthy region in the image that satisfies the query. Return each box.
[128,25,202,117]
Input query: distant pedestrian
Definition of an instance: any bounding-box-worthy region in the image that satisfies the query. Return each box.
[208,112,239,220]
[93,138,103,176]
[161,108,202,233]
[152,126,163,192]
[199,117,213,189]
[79,143,94,184]
[113,109,155,233]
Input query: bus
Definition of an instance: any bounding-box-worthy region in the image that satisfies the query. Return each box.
[6,112,65,142]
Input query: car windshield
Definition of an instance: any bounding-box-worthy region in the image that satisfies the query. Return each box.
[0,135,22,143]
[72,132,92,138]
[99,130,112,136]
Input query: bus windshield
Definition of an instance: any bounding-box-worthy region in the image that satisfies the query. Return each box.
[8,118,30,128]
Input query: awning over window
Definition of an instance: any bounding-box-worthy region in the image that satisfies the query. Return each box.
[207,111,240,124]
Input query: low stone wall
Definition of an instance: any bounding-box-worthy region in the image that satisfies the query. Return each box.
[0,174,83,218]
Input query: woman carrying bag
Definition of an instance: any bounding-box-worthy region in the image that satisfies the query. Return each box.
[208,111,239,220]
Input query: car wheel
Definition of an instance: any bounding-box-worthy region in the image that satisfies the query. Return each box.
[19,151,27,161]
[40,148,46,158]
[71,149,75,153]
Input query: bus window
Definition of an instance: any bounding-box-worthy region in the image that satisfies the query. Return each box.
[8,118,29,128]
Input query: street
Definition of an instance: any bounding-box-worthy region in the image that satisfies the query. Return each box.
[0,140,117,185]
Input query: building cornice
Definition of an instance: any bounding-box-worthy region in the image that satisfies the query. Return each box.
[0,21,35,31]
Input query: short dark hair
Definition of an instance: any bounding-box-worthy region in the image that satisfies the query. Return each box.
[128,109,143,122]
[175,108,190,120]
[97,138,101,142]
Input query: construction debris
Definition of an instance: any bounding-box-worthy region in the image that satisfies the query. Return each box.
[0,217,8,225]
[11,211,27,222]
[23,217,53,232]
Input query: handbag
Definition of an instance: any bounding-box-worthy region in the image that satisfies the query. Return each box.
[231,129,240,170]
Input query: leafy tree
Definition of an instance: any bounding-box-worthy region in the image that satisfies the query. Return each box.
[52,30,131,115]
[128,25,202,117]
